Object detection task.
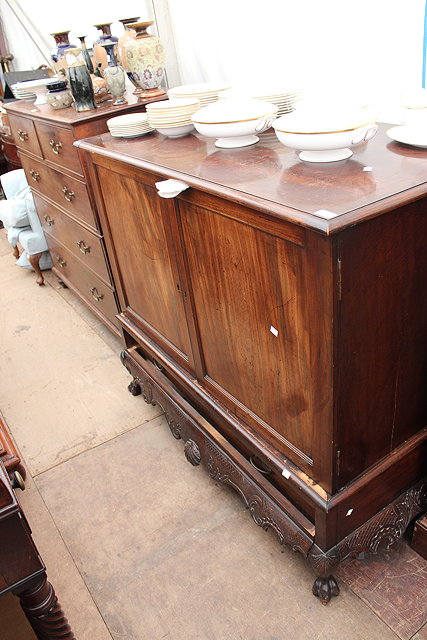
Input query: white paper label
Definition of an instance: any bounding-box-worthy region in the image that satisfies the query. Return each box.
[363,166,373,172]
[270,325,279,337]
[346,508,353,516]
[281,468,291,479]
[314,209,338,219]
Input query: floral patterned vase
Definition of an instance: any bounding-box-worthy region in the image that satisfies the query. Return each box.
[93,23,118,76]
[117,17,142,95]
[124,21,166,98]
[50,31,77,80]
[102,43,127,106]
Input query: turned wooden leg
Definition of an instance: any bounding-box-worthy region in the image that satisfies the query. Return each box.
[12,244,19,259]
[28,252,45,286]
[15,573,75,639]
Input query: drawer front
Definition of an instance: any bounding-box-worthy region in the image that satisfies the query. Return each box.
[34,193,111,285]
[45,233,119,328]
[20,154,97,230]
[8,114,42,158]
[34,121,82,176]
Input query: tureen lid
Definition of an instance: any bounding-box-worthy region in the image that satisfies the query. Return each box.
[273,107,375,134]
[192,98,278,124]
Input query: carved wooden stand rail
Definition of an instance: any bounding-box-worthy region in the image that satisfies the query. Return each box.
[121,349,427,605]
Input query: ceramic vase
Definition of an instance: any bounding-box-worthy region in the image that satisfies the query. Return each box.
[50,31,77,80]
[77,36,94,74]
[66,47,97,112]
[45,79,74,110]
[124,21,166,98]
[117,17,142,95]
[101,43,127,106]
[93,23,118,76]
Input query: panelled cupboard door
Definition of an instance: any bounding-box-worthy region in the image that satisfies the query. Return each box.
[94,165,194,371]
[178,197,333,477]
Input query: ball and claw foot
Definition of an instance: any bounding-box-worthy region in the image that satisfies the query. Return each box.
[128,378,142,396]
[312,576,340,605]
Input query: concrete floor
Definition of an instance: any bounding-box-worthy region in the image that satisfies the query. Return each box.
[0,230,426,640]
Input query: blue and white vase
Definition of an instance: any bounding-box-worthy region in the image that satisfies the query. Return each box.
[102,42,127,106]
[50,31,77,80]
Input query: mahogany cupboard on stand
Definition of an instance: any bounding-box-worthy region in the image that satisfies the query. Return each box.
[4,96,163,332]
[76,126,427,603]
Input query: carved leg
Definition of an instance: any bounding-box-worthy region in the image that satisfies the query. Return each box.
[12,244,19,259]
[128,378,142,396]
[312,575,340,605]
[15,573,75,640]
[28,252,45,286]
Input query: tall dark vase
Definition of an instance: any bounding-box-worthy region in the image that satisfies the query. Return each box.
[50,31,77,79]
[66,48,97,112]
[77,36,94,74]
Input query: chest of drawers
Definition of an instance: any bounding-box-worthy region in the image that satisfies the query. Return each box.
[5,97,162,336]
[77,127,427,603]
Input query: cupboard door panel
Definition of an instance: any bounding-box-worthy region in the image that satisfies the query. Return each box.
[180,200,331,462]
[95,166,193,367]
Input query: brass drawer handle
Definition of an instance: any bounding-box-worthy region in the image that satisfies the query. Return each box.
[90,287,104,302]
[17,129,28,142]
[29,169,40,181]
[49,139,63,154]
[11,470,25,491]
[62,186,75,202]
[76,240,90,254]
[43,214,54,226]
[56,255,66,268]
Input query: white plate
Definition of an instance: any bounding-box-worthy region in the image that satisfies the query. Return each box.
[386,126,427,148]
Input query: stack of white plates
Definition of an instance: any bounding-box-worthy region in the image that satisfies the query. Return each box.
[220,87,303,116]
[146,98,201,138]
[12,77,59,105]
[11,83,37,102]
[167,82,231,108]
[107,113,154,138]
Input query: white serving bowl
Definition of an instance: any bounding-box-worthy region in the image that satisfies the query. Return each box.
[273,108,377,162]
[155,123,195,138]
[192,98,278,148]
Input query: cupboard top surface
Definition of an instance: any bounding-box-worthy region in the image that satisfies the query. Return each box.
[76,124,427,234]
[4,95,166,127]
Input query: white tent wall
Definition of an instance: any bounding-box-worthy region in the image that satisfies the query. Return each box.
[1,0,426,122]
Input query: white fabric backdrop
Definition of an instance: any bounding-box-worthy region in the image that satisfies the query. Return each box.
[1,0,426,122]
[163,0,426,122]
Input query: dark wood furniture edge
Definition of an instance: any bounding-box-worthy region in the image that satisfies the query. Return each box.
[0,462,75,639]
[4,95,166,126]
[0,416,26,488]
[120,348,427,604]
[76,135,427,236]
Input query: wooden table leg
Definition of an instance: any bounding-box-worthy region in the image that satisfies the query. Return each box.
[15,573,75,640]
[28,253,45,286]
